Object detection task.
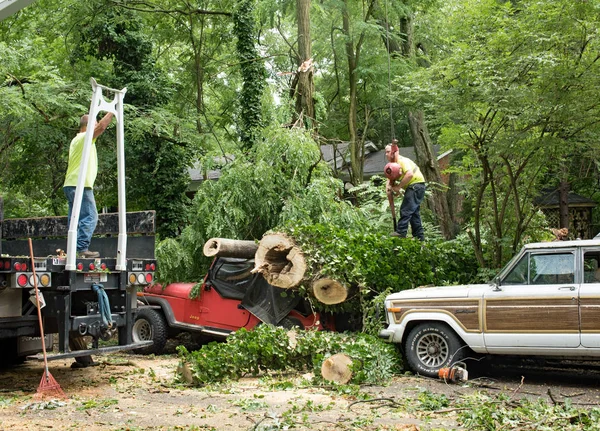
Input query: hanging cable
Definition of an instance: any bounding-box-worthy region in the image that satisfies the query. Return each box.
[92,283,114,328]
[384,0,395,142]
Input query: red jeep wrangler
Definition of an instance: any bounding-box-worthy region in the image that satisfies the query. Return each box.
[132,257,335,354]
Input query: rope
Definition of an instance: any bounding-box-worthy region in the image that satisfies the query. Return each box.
[384,0,395,142]
[92,283,113,328]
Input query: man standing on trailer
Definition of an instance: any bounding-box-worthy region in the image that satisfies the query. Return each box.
[63,112,114,259]
[384,143,426,241]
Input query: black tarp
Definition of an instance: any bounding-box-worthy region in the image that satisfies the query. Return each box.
[208,257,299,325]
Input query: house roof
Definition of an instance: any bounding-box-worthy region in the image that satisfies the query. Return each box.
[320,143,446,181]
[534,188,597,208]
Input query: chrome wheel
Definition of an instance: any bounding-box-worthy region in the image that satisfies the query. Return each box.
[415,332,449,368]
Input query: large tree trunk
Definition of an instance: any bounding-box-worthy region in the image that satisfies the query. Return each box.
[293,0,316,129]
[343,2,362,185]
[408,111,456,239]
[252,233,307,288]
[252,233,349,305]
[312,278,348,305]
[203,238,258,258]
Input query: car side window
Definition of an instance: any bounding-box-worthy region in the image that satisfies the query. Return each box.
[583,252,600,283]
[503,254,529,285]
[530,253,574,285]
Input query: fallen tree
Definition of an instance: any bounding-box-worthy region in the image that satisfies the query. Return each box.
[203,237,258,259]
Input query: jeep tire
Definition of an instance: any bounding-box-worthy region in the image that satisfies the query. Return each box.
[132,308,168,355]
[405,323,466,377]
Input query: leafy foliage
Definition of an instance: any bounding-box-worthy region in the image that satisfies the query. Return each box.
[277,221,479,323]
[233,0,266,150]
[178,324,402,386]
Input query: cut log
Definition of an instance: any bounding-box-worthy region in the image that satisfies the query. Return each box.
[321,353,353,384]
[252,233,307,288]
[202,238,258,258]
[312,278,348,305]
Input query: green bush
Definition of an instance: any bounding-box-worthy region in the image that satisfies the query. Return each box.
[179,325,402,386]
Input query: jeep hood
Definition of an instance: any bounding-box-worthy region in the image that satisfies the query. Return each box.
[386,284,491,300]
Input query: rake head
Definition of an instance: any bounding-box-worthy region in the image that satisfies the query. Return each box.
[34,371,66,400]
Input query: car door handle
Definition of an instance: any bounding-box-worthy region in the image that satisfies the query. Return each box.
[558,286,576,291]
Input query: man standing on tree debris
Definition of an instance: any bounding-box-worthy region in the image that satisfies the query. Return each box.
[63,112,114,259]
[63,112,113,369]
[384,143,426,241]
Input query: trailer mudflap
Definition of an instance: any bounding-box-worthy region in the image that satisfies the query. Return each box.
[26,340,153,361]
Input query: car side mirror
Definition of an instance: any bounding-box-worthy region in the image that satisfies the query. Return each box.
[492,276,502,291]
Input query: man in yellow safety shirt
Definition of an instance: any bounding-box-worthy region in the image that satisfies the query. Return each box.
[384,143,426,241]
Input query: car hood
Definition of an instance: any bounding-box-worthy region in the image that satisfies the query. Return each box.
[386,284,491,300]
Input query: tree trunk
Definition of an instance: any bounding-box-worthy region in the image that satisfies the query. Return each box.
[321,353,353,384]
[293,0,315,129]
[252,233,307,288]
[311,278,348,305]
[202,238,258,258]
[343,2,362,185]
[559,179,570,230]
[408,111,456,239]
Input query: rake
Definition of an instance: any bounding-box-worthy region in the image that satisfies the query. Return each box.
[29,238,66,400]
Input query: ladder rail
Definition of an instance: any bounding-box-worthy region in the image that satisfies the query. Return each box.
[66,78,128,271]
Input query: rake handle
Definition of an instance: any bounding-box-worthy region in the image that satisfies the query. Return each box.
[28,238,50,376]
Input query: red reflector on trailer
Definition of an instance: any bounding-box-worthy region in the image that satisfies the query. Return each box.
[77,263,83,271]
[151,263,156,271]
[101,263,107,270]
[89,263,95,271]
[14,262,22,271]
[3,260,9,270]
[145,263,150,271]
[17,274,28,287]
[22,263,28,271]
[145,273,153,283]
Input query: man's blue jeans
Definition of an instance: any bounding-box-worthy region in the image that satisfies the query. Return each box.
[63,186,98,252]
[396,182,426,241]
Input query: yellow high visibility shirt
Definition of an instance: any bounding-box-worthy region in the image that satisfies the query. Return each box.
[397,156,425,187]
[64,132,97,188]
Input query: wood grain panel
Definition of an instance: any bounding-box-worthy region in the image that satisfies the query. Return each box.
[390,299,481,332]
[580,297,600,333]
[485,298,578,332]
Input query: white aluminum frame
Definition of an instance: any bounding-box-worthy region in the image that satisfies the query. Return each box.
[66,78,127,271]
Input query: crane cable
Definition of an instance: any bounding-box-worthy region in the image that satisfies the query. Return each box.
[384,0,395,142]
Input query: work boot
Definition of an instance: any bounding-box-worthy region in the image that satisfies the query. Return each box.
[78,250,100,258]
[390,232,402,237]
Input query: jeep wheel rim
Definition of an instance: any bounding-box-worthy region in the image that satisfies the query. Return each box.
[416,333,448,368]
[133,319,152,342]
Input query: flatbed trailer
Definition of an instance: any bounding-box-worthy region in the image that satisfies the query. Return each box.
[0,207,156,363]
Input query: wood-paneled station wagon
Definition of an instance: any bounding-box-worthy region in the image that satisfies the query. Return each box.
[379,239,600,377]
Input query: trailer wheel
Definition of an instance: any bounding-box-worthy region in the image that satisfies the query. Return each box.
[132,308,168,355]
[404,322,466,378]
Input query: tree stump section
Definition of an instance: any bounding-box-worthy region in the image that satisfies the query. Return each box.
[252,233,307,288]
[312,278,348,305]
[321,353,353,384]
[202,238,258,259]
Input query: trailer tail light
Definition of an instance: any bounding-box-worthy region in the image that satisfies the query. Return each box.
[77,263,84,271]
[39,273,51,287]
[17,274,28,287]
[14,262,22,271]
[150,263,156,271]
[145,273,153,284]
[89,263,95,271]
[100,263,107,270]
[2,260,10,270]
[129,273,138,284]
